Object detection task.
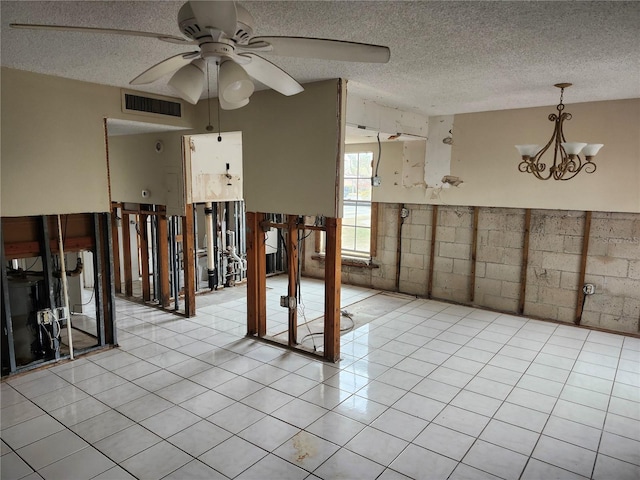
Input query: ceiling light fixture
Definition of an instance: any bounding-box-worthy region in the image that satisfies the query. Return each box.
[219,59,254,106]
[168,59,205,105]
[516,83,603,181]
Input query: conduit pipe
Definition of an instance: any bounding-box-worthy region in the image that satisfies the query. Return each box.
[205,203,216,289]
[57,215,74,360]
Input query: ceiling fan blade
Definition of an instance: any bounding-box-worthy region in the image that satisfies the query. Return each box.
[9,23,194,45]
[130,52,201,85]
[246,36,390,63]
[238,54,303,97]
[189,1,237,38]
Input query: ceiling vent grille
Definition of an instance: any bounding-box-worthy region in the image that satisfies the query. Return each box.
[121,90,183,118]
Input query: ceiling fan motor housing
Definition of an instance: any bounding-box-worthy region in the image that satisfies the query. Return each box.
[177,2,254,44]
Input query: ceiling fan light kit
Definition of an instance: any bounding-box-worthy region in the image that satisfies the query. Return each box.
[168,59,206,104]
[516,83,603,181]
[10,1,390,110]
[219,59,254,104]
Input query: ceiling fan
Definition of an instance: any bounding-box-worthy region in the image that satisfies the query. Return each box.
[11,1,391,110]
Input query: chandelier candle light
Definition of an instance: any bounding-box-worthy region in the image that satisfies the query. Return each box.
[516,83,603,181]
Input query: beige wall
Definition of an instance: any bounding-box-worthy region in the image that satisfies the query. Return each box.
[193,79,344,217]
[1,69,343,219]
[1,68,196,217]
[373,99,640,213]
[108,131,187,206]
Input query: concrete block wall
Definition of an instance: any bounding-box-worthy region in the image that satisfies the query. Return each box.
[431,206,474,302]
[582,212,640,333]
[475,208,525,313]
[302,205,640,334]
[525,210,587,323]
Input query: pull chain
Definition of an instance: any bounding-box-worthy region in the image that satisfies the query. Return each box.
[205,62,213,132]
[216,61,222,142]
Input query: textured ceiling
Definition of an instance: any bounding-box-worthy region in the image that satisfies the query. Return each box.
[2,1,639,118]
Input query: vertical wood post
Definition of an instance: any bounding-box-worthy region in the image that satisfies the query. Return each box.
[139,214,151,302]
[427,205,438,299]
[246,212,267,336]
[324,217,342,362]
[518,209,532,315]
[39,216,56,310]
[121,213,133,297]
[93,214,106,347]
[575,211,592,325]
[182,204,196,317]
[111,206,121,294]
[469,207,479,303]
[101,213,117,345]
[287,215,299,346]
[157,208,171,308]
[1,224,17,373]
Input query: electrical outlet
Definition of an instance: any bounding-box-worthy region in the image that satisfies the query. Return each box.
[583,284,596,295]
[280,296,297,309]
[371,176,382,187]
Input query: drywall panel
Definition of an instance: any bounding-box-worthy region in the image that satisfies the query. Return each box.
[184,132,243,203]
[194,79,344,217]
[109,131,186,206]
[366,142,432,204]
[448,99,640,213]
[1,68,196,217]
[425,115,454,187]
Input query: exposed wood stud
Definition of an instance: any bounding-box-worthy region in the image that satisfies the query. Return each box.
[287,215,299,347]
[370,202,379,258]
[518,209,532,315]
[182,204,196,317]
[395,204,404,292]
[246,212,267,336]
[139,214,151,302]
[111,205,121,294]
[121,213,133,297]
[575,211,592,325]
[157,208,170,308]
[427,205,438,298]
[39,216,56,310]
[101,213,117,345]
[93,214,106,347]
[324,217,342,362]
[469,207,479,302]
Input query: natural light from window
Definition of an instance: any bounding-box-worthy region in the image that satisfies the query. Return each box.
[343,151,373,257]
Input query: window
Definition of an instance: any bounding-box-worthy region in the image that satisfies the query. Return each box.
[342,151,373,257]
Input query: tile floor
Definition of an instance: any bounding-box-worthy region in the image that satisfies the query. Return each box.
[1,276,640,480]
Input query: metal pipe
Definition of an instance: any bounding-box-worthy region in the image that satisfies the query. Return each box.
[57,214,74,360]
[205,202,216,289]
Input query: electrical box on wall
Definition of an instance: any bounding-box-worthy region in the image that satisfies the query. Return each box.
[184,132,243,203]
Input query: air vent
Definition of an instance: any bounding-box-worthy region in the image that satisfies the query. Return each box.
[121,90,183,119]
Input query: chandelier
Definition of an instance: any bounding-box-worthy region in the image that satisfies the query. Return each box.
[516,83,603,181]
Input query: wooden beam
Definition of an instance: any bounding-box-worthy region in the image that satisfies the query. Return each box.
[121,213,133,297]
[1,224,17,373]
[427,205,438,299]
[370,202,379,258]
[575,211,592,325]
[469,207,479,303]
[38,216,56,310]
[139,214,151,302]
[101,212,117,345]
[246,212,267,336]
[157,208,171,308]
[324,217,342,362]
[287,215,299,347]
[182,204,196,317]
[518,209,531,315]
[395,204,404,292]
[111,206,121,294]
[93,214,106,347]
[4,237,94,259]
